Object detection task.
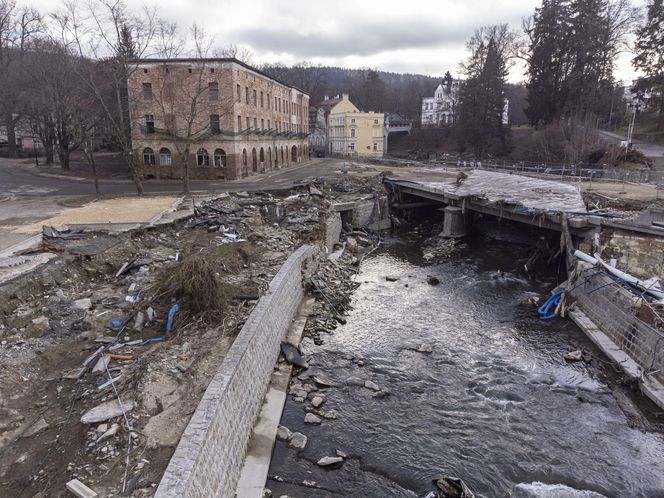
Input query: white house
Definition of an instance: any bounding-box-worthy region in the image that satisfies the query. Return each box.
[421,81,459,127]
[421,80,510,127]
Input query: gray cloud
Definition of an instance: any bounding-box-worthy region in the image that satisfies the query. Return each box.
[233,18,472,58]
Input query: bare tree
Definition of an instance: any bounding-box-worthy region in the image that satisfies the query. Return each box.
[52,0,158,195]
[217,42,254,64]
[0,0,42,157]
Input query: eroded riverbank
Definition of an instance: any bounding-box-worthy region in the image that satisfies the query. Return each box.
[268,234,664,497]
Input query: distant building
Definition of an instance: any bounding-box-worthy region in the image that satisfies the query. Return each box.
[327,94,384,157]
[128,58,310,180]
[421,80,509,127]
[421,81,460,127]
[0,117,41,151]
[308,107,327,154]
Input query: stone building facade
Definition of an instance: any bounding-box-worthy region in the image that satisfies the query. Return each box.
[128,58,310,180]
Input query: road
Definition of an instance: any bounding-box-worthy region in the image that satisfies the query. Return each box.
[0,158,343,198]
[598,130,664,159]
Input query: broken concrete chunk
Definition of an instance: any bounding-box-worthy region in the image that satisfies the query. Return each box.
[311,396,325,408]
[304,413,322,425]
[27,316,50,337]
[364,380,380,391]
[91,355,111,375]
[336,449,348,458]
[80,399,134,424]
[66,479,98,498]
[276,425,293,441]
[288,432,307,451]
[317,456,343,467]
[73,298,92,311]
[96,423,120,444]
[21,417,49,438]
[564,350,583,362]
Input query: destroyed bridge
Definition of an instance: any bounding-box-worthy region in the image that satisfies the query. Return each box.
[384,170,601,238]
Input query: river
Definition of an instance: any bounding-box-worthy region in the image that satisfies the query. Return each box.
[267,234,664,497]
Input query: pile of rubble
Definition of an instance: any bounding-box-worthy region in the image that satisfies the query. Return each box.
[0,186,336,497]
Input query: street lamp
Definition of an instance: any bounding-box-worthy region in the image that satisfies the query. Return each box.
[626,102,641,149]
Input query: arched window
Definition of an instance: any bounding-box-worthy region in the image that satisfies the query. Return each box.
[251,148,258,172]
[213,148,226,167]
[242,149,247,165]
[143,147,155,165]
[259,147,265,163]
[159,147,171,166]
[196,148,209,167]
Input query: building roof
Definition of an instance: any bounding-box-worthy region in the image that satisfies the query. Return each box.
[130,57,310,96]
[317,96,343,113]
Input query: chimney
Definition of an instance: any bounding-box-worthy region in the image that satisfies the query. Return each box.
[324,95,329,101]
[342,93,349,99]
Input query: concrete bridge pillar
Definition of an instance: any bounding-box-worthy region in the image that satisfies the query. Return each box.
[442,205,467,238]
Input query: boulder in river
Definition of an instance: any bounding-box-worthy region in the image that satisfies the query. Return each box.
[304,413,322,425]
[317,456,343,467]
[427,276,440,286]
[364,380,380,391]
[280,342,308,368]
[288,432,308,451]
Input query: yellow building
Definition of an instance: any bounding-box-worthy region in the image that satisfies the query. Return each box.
[327,94,384,157]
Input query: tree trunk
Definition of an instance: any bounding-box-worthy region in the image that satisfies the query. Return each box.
[83,142,101,196]
[5,110,17,158]
[58,144,70,170]
[125,153,145,196]
[658,96,664,132]
[45,146,54,165]
[182,151,191,195]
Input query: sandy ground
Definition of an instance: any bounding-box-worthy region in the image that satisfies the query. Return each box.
[15,197,181,234]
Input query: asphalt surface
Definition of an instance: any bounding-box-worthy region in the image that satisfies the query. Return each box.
[598,130,664,159]
[0,158,342,198]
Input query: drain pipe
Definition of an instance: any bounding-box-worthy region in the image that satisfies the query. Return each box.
[574,250,664,300]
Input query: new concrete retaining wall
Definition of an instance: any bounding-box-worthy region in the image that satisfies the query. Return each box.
[155,245,313,498]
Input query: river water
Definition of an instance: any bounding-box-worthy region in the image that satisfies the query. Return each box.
[268,235,664,498]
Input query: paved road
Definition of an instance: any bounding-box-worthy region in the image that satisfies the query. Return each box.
[598,130,664,159]
[0,158,343,198]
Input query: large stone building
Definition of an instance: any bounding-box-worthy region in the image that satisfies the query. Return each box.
[128,58,310,180]
[327,94,384,157]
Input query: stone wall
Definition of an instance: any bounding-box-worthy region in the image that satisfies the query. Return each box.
[600,226,664,280]
[154,245,313,498]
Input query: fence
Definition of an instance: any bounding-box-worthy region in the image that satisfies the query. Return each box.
[373,156,653,184]
[569,267,664,385]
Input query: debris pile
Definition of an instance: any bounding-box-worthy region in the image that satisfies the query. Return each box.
[0,186,338,497]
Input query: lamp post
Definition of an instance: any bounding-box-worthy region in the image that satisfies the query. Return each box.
[627,102,640,148]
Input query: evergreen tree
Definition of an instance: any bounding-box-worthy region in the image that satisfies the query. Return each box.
[633,0,664,130]
[525,0,572,126]
[443,70,453,92]
[457,36,508,157]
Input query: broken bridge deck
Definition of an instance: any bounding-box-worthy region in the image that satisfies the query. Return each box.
[385,170,589,231]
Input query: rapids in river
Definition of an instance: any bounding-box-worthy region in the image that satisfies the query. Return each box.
[268,235,664,497]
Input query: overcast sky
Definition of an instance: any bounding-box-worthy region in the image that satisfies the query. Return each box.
[30,0,646,84]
